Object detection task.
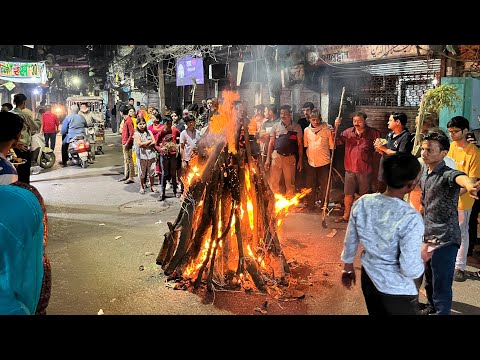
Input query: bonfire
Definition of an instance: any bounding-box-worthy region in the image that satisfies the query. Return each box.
[156,91,309,296]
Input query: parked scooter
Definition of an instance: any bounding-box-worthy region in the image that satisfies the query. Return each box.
[67,135,91,168]
[31,133,56,169]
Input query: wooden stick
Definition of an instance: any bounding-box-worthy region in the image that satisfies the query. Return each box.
[322,86,345,224]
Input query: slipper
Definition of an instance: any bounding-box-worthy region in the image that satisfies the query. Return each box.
[124,179,134,184]
[117,177,128,182]
[139,188,145,194]
[470,270,480,278]
[334,217,348,223]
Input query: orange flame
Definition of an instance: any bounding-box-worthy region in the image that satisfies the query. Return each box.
[247,244,254,258]
[217,199,222,239]
[246,198,254,230]
[184,227,213,278]
[274,188,312,215]
[245,166,252,192]
[183,260,196,277]
[186,165,202,186]
[207,90,241,154]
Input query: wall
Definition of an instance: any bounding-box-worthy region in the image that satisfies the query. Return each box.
[130,91,146,108]
[354,106,418,137]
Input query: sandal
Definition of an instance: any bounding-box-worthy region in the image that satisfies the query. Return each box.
[124,179,134,184]
[151,187,159,193]
[334,217,348,223]
[470,270,480,279]
[139,188,145,194]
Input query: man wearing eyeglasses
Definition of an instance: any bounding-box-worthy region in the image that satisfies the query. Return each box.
[446,116,480,282]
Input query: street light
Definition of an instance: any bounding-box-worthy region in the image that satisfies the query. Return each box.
[72,76,81,86]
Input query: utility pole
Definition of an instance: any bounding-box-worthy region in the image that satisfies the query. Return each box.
[157,45,166,116]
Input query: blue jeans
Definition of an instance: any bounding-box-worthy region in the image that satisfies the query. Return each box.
[424,243,459,315]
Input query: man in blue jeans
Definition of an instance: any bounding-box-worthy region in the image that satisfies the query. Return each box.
[419,130,480,315]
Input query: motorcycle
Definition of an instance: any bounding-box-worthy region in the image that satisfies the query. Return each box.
[67,135,91,168]
[31,133,56,169]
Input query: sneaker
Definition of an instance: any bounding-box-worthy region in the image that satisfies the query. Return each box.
[418,303,436,315]
[31,166,42,175]
[165,182,172,191]
[454,269,467,282]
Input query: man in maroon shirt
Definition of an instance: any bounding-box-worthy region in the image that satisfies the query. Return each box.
[119,108,135,184]
[334,111,381,222]
[40,105,59,151]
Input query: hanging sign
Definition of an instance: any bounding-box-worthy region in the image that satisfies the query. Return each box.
[3,81,15,90]
[176,56,204,86]
[312,45,430,64]
[0,61,48,84]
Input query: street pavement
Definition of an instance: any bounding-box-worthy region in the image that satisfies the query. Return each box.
[29,130,480,315]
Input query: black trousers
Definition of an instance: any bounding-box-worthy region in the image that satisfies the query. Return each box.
[13,148,32,184]
[305,163,329,208]
[61,142,69,165]
[361,267,419,315]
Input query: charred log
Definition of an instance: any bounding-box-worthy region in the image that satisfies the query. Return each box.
[157,94,294,297]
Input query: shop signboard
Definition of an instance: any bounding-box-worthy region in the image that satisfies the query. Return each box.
[0,61,48,84]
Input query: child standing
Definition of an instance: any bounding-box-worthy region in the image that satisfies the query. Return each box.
[341,152,430,315]
[133,119,157,194]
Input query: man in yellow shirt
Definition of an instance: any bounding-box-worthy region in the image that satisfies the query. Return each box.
[447,116,480,282]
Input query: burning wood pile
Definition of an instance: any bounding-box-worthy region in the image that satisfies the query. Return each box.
[156,91,308,296]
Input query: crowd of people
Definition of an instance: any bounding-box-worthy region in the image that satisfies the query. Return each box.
[2,89,480,316]
[115,98,480,315]
[116,97,212,201]
[340,115,480,315]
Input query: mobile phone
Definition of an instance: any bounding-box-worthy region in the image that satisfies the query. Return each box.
[466,132,477,144]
